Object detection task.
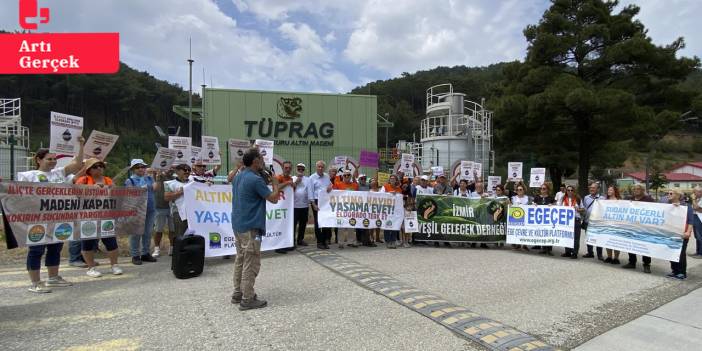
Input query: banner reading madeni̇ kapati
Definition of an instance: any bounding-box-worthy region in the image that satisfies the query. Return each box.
[317,190,404,230]
[0,182,146,247]
[414,195,507,242]
[506,205,575,248]
[184,182,293,257]
[586,199,687,262]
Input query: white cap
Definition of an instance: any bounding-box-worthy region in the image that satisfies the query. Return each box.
[296,162,306,168]
[421,175,429,180]
[129,159,147,168]
[358,173,367,178]
[343,169,352,175]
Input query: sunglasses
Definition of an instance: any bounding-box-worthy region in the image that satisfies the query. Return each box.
[343,174,351,177]
[135,165,146,169]
[91,165,105,169]
[567,189,574,192]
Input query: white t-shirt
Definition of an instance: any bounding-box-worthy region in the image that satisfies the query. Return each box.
[511,195,530,205]
[165,179,191,218]
[416,185,434,195]
[555,191,565,205]
[292,176,310,209]
[454,189,470,197]
[17,167,67,183]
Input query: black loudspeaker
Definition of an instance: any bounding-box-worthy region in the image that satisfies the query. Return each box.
[171,234,205,279]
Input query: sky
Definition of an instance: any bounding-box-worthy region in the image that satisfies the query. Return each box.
[1,0,700,93]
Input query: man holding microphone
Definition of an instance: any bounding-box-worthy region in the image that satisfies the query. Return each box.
[231,148,289,310]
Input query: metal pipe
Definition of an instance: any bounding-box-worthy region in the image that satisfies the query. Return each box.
[188,38,194,138]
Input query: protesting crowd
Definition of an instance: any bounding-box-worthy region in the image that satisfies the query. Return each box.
[3,137,702,313]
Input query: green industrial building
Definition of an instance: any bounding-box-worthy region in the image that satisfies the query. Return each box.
[201,88,378,173]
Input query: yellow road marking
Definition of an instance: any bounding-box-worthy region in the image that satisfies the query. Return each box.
[0,308,141,331]
[64,338,141,351]
[443,312,480,325]
[0,272,136,288]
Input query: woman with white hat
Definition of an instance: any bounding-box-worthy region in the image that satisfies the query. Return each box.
[75,158,122,277]
[124,159,159,265]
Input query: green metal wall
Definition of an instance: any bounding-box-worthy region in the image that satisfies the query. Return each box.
[203,88,377,173]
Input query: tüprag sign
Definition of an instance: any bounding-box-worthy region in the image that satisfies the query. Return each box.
[242,97,335,147]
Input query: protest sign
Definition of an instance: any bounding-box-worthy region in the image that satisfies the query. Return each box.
[529,168,546,188]
[474,162,482,176]
[255,139,274,165]
[228,139,250,165]
[334,156,348,170]
[168,136,191,166]
[404,211,419,233]
[50,112,83,156]
[487,176,502,194]
[83,130,118,160]
[317,190,404,230]
[506,205,575,248]
[201,136,221,165]
[414,195,507,243]
[431,166,444,177]
[183,182,293,257]
[508,162,523,181]
[377,172,390,185]
[190,146,202,166]
[151,148,177,171]
[359,150,379,168]
[460,161,474,181]
[586,200,687,261]
[400,154,414,175]
[0,182,147,247]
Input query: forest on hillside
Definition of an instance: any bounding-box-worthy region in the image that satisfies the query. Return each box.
[0,63,200,174]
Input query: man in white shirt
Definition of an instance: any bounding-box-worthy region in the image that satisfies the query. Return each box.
[308,160,332,249]
[415,175,434,195]
[292,163,310,247]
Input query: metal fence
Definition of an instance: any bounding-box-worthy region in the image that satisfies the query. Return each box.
[0,144,30,180]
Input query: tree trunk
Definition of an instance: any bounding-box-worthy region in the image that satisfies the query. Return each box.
[549,167,564,193]
[577,132,590,198]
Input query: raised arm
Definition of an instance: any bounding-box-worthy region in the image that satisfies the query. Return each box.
[64,136,86,175]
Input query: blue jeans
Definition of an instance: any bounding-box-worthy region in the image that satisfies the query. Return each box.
[130,209,156,257]
[68,240,83,263]
[383,230,399,243]
[694,222,702,255]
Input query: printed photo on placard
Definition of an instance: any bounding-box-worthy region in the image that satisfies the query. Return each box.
[80,221,98,239]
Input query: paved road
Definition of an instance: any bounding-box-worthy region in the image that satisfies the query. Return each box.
[1,239,700,350]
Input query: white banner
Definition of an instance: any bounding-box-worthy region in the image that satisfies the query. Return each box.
[228,139,250,165]
[255,139,274,166]
[529,168,546,188]
[184,182,294,257]
[83,130,118,160]
[151,148,177,171]
[506,205,575,248]
[586,200,687,262]
[508,162,523,182]
[460,161,474,181]
[201,136,221,165]
[404,211,419,233]
[168,136,191,166]
[50,111,83,156]
[318,190,404,230]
